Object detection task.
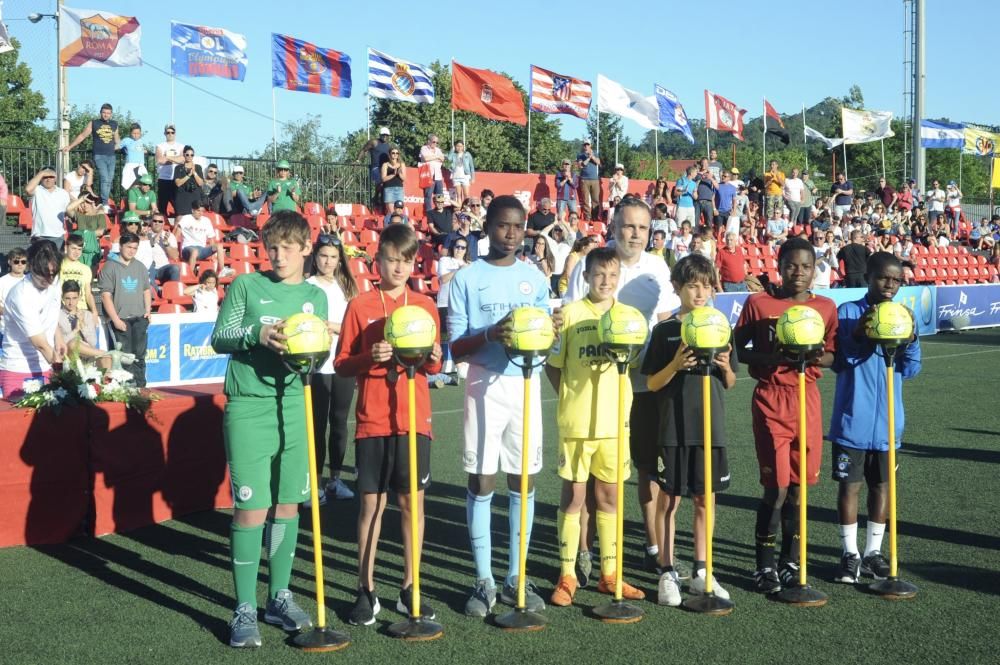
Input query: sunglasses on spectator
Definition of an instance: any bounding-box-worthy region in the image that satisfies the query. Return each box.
[471,204,481,208]
[390,151,400,155]
[165,130,175,135]
[11,259,26,265]
[184,152,194,157]
[207,170,217,175]
[317,234,342,247]
[152,218,165,223]
[455,244,467,250]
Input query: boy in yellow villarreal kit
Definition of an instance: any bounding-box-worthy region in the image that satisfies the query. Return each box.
[545,247,645,606]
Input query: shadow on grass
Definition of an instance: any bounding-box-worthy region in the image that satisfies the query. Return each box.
[905,562,1000,596]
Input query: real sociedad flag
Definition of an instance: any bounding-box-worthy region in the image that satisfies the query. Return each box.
[367,48,434,103]
[654,84,694,143]
[920,120,964,149]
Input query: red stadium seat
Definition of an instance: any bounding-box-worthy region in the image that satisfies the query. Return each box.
[303,202,324,216]
[157,303,186,314]
[160,281,193,305]
[177,261,198,284]
[359,229,379,245]
[408,277,428,293]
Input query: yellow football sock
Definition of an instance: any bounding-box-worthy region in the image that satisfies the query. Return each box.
[557,510,581,577]
[597,510,617,577]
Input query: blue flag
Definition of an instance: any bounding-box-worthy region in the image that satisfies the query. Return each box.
[368,48,434,104]
[170,22,247,81]
[920,120,964,149]
[654,85,694,143]
[271,34,351,97]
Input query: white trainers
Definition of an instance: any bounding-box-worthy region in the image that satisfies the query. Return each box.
[219,267,236,278]
[688,571,731,600]
[325,478,354,500]
[303,488,327,508]
[657,570,682,607]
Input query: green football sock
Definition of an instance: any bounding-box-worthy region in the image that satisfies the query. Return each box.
[230,522,264,607]
[266,515,300,599]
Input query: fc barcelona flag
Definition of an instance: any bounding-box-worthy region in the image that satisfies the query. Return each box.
[271,33,351,97]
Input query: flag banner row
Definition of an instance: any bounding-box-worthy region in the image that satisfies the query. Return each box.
[58,6,141,67]
[368,48,434,104]
[529,65,591,120]
[962,125,998,157]
[705,90,746,140]
[271,33,351,97]
[920,120,964,149]
[654,85,693,143]
[171,22,247,81]
[804,125,845,150]
[0,5,13,54]
[451,61,526,125]
[841,108,894,144]
[597,74,659,130]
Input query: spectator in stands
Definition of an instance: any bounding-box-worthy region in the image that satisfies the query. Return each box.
[184,269,219,315]
[62,102,119,206]
[526,235,555,289]
[799,172,818,225]
[118,123,147,191]
[448,140,475,206]
[927,179,946,225]
[480,189,494,214]
[558,234,597,297]
[227,166,266,217]
[66,193,106,270]
[58,280,103,364]
[671,220,694,261]
[419,134,445,211]
[716,232,747,292]
[60,234,98,316]
[565,210,583,240]
[651,178,672,207]
[609,163,630,201]
[875,177,897,211]
[837,230,871,287]
[25,167,70,251]
[202,163,226,213]
[648,229,668,260]
[63,161,94,200]
[267,160,302,213]
[576,139,601,220]
[357,126,393,211]
[896,235,916,261]
[110,212,150,262]
[380,147,406,208]
[0,240,65,400]
[427,194,454,247]
[466,197,485,231]
[445,212,481,261]
[526,198,556,241]
[812,234,833,290]
[783,167,805,228]
[173,146,205,217]
[911,213,929,246]
[674,165,698,227]
[383,200,409,227]
[436,239,470,331]
[128,174,158,220]
[936,224,952,248]
[896,180,914,216]
[0,248,28,336]
[650,203,677,238]
[99,231,151,386]
[945,181,962,233]
[146,214,181,287]
[831,172,854,219]
[155,124,184,216]
[763,160,785,221]
[176,200,229,278]
[707,148,724,182]
[717,170,739,231]
[766,208,789,247]
[542,222,573,287]
[556,160,579,221]
[307,234,359,503]
[695,159,718,229]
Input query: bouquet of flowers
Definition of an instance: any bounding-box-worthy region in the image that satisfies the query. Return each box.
[15,345,158,415]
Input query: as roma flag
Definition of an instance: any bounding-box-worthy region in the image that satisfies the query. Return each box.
[452,61,527,126]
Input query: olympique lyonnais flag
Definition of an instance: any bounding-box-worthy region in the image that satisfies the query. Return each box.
[451,61,526,125]
[920,120,963,149]
[597,74,659,130]
[368,48,434,104]
[654,85,694,143]
[59,6,141,67]
[529,65,591,119]
[962,125,998,156]
[764,99,785,129]
[171,22,247,81]
[271,33,351,97]
[842,108,894,145]
[705,90,746,140]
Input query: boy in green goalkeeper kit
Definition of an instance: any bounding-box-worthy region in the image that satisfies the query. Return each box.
[211,210,329,648]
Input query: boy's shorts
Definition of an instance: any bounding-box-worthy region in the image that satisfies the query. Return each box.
[558,437,629,484]
[224,395,308,510]
[628,391,660,474]
[356,435,431,494]
[462,364,543,476]
[751,383,823,488]
[831,443,891,485]
[182,245,215,261]
[660,446,730,497]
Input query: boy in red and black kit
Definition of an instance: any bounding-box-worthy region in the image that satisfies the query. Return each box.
[334,224,442,626]
[733,236,837,594]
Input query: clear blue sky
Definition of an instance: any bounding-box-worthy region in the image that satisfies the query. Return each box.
[5,0,997,158]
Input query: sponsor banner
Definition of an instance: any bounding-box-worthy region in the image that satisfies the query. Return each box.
[935,284,1000,330]
[144,313,225,387]
[144,322,172,384]
[178,322,229,381]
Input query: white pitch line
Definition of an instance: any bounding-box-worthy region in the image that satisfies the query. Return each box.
[922,348,1000,360]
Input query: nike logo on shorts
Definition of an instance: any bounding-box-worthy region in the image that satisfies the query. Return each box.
[260,298,274,304]
[720,474,731,482]
[234,560,255,566]
[421,473,431,484]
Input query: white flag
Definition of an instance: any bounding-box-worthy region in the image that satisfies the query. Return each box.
[804,125,844,150]
[842,108,894,145]
[0,6,14,54]
[597,74,659,130]
[59,7,141,67]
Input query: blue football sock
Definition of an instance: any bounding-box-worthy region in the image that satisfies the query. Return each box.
[506,489,535,586]
[467,490,494,582]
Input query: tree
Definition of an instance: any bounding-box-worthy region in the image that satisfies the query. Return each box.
[255,115,340,163]
[0,37,51,148]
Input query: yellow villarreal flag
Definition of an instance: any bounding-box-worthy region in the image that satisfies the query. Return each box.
[963,125,999,156]
[993,158,1000,190]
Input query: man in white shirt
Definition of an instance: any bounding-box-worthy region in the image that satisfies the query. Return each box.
[146,214,181,286]
[175,200,229,277]
[783,167,806,228]
[155,124,185,216]
[564,197,680,574]
[419,134,445,212]
[25,167,71,251]
[927,179,946,225]
[0,240,65,400]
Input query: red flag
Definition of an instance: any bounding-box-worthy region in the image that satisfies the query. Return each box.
[704,90,747,141]
[764,99,785,129]
[452,61,527,126]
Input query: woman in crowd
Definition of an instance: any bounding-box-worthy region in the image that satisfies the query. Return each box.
[306,234,359,504]
[184,269,219,315]
[436,239,470,329]
[527,234,555,291]
[380,147,406,209]
[558,234,597,297]
[651,178,672,207]
[448,140,475,207]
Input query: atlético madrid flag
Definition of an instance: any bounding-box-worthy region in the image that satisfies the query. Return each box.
[271,33,351,97]
[452,61,526,126]
[529,65,591,119]
[59,6,141,67]
[705,90,747,141]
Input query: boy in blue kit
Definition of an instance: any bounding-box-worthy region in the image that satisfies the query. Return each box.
[828,253,921,583]
[448,195,559,617]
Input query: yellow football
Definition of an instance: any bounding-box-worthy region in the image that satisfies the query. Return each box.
[284,312,331,360]
[866,301,914,342]
[599,303,649,350]
[508,306,554,353]
[385,305,436,357]
[776,305,826,348]
[680,306,731,351]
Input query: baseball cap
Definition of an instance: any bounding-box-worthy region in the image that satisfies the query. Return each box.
[276,159,291,170]
[582,139,592,145]
[232,165,245,174]
[379,127,391,136]
[121,211,140,224]
[615,163,624,170]
[731,167,740,175]
[394,200,405,208]
[164,123,176,132]
[138,174,153,185]
[948,180,957,186]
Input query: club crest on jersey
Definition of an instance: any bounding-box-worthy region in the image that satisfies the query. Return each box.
[237,485,253,502]
[518,281,532,295]
[302,302,315,315]
[463,450,477,467]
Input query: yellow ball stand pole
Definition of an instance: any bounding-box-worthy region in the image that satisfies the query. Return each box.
[294,372,352,652]
[496,354,548,632]
[593,356,644,624]
[388,360,445,640]
[778,352,828,607]
[682,358,734,616]
[870,347,918,600]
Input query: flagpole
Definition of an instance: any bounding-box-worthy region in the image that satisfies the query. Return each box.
[366,93,371,141]
[959,150,963,190]
[451,108,455,148]
[842,142,848,179]
[880,139,886,180]
[614,136,619,166]
[463,121,466,147]
[171,74,175,127]
[655,130,660,179]
[802,103,809,175]
[762,97,767,176]
[527,111,532,173]
[705,125,710,158]
[272,88,278,161]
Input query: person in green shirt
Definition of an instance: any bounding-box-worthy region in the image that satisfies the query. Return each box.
[127,174,159,220]
[211,209,330,649]
[266,160,301,213]
[228,165,267,217]
[66,193,108,271]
